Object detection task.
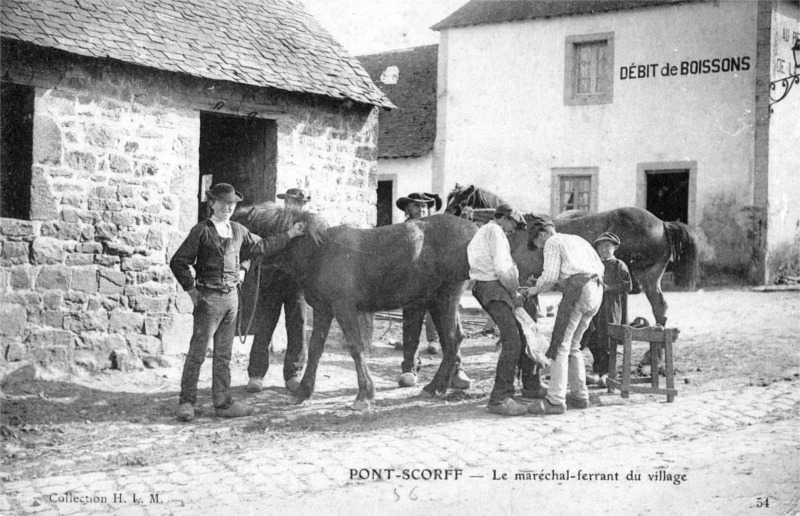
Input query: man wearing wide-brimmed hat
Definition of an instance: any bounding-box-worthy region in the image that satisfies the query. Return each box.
[246,188,312,394]
[467,203,536,416]
[395,192,442,221]
[170,183,306,422]
[583,232,632,388]
[521,217,605,415]
[395,192,442,356]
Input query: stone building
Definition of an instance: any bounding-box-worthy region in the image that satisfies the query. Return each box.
[0,0,392,374]
[358,45,438,225]
[430,0,799,283]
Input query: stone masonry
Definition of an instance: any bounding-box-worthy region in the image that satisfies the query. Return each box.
[0,41,380,375]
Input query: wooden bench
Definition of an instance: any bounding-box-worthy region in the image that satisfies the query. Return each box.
[606,324,678,402]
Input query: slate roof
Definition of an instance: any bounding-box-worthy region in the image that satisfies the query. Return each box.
[1,0,393,108]
[432,0,707,30]
[358,45,437,159]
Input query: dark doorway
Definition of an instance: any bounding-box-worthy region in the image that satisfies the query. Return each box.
[198,112,277,220]
[1,82,35,220]
[646,170,689,223]
[376,179,393,226]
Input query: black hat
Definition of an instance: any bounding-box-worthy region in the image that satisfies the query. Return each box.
[396,192,441,212]
[494,203,525,226]
[527,217,555,238]
[206,183,243,202]
[277,188,311,203]
[592,232,621,247]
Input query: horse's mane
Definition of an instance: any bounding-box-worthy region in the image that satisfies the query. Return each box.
[446,184,506,209]
[233,202,328,245]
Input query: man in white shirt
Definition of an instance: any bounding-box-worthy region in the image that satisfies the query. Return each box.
[522,218,605,415]
[468,204,531,416]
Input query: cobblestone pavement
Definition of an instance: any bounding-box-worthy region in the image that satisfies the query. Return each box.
[2,290,799,515]
[2,380,798,515]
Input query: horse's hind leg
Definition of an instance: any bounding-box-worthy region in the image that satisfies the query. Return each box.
[399,304,426,387]
[294,309,333,404]
[337,310,375,411]
[642,268,668,327]
[424,284,466,396]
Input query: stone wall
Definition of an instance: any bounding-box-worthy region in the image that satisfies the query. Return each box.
[0,41,379,375]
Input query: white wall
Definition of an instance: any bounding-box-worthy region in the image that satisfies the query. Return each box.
[437,1,761,269]
[378,153,434,223]
[767,2,800,259]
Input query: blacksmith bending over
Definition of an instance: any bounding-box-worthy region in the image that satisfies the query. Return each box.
[521,218,605,415]
[170,183,305,422]
[396,192,472,389]
[397,192,440,355]
[468,204,539,416]
[246,188,312,394]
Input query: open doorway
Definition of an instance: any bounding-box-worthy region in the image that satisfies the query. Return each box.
[645,169,689,224]
[198,112,277,219]
[376,179,394,226]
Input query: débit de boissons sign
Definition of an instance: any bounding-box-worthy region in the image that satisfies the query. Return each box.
[620,56,751,80]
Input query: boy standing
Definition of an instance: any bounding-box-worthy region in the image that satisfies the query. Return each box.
[585,232,632,387]
[170,183,305,422]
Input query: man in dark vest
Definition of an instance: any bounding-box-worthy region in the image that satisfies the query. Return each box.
[170,183,305,422]
[522,218,604,415]
[247,188,312,394]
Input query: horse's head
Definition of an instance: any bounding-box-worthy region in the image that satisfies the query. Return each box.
[445,184,475,216]
[232,202,327,273]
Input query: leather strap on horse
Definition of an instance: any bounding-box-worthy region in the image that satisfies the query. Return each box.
[237,259,262,344]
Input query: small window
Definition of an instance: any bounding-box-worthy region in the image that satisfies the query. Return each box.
[1,82,35,220]
[551,167,599,216]
[560,176,592,212]
[564,32,614,106]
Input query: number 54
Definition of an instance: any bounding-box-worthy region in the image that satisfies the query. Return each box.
[756,497,769,508]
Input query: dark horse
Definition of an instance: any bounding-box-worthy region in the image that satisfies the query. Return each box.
[469,208,698,326]
[232,203,480,410]
[445,184,507,217]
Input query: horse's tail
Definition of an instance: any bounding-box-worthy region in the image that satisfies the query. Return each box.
[664,221,699,289]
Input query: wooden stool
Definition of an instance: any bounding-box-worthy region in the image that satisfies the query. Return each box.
[606,324,678,402]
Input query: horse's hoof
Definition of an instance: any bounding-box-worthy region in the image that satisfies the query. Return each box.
[350,399,373,411]
[417,389,436,399]
[285,377,302,393]
[398,373,417,388]
[290,396,308,406]
[450,371,472,390]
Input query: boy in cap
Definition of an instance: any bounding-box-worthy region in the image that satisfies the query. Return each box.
[170,183,306,422]
[584,232,632,387]
[468,204,537,416]
[247,188,312,394]
[521,217,605,415]
[396,192,442,355]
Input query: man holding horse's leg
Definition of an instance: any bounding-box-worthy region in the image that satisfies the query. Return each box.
[522,218,605,415]
[170,183,305,422]
[247,188,312,394]
[468,204,530,416]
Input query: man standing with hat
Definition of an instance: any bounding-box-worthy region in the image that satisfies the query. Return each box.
[247,188,312,394]
[396,192,442,355]
[583,232,632,387]
[170,183,306,422]
[522,218,605,415]
[468,203,537,416]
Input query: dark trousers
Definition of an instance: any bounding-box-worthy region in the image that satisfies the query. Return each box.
[247,273,308,382]
[179,288,238,408]
[484,300,537,404]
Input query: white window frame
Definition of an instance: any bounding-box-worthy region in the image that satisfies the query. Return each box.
[564,32,615,106]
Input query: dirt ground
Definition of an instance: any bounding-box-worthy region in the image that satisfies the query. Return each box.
[1,288,799,510]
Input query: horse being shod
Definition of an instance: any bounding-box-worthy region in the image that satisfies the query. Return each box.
[469,208,698,326]
[232,203,484,410]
